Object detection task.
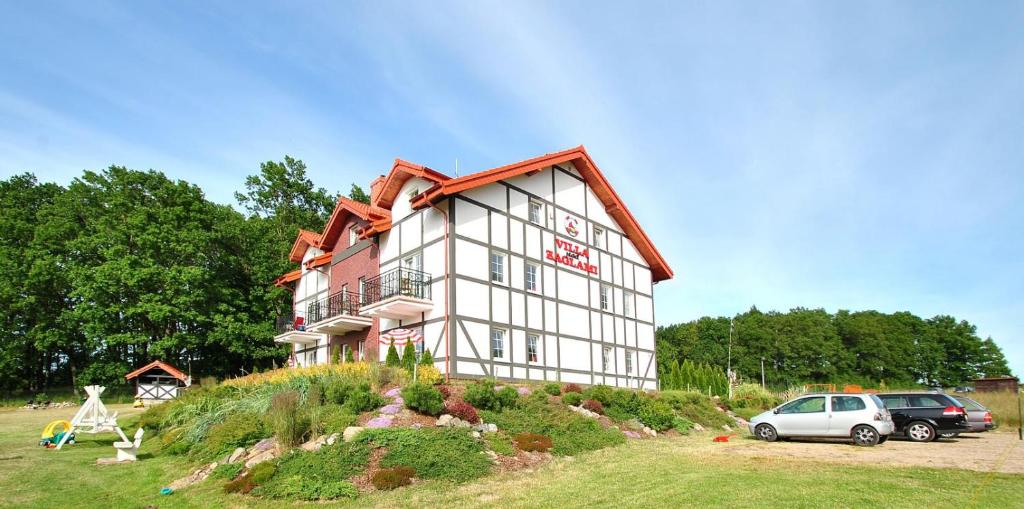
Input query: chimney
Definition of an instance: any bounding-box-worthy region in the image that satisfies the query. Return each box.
[369,175,386,206]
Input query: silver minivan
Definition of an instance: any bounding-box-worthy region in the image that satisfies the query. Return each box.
[748,393,895,446]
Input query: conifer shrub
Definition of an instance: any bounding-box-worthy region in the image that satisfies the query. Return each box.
[495,385,520,410]
[513,432,553,452]
[196,412,267,460]
[543,382,562,396]
[325,381,355,406]
[342,382,386,414]
[345,347,355,363]
[401,383,444,416]
[582,384,616,405]
[419,348,434,366]
[401,342,417,372]
[582,399,605,415]
[444,400,480,424]
[371,466,416,490]
[385,340,401,367]
[562,392,583,406]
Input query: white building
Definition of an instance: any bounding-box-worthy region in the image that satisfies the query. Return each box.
[276,146,672,388]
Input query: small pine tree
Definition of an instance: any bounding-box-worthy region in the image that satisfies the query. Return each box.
[331,344,340,364]
[419,348,434,366]
[345,347,355,363]
[402,341,417,372]
[385,340,401,367]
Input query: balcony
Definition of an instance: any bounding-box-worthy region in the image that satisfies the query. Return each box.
[306,291,373,334]
[274,312,321,345]
[359,267,434,319]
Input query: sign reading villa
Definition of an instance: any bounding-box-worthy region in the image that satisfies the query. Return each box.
[546,214,599,275]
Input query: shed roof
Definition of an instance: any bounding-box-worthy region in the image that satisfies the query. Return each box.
[124,360,189,382]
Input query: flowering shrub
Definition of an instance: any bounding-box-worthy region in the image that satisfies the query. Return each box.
[371,466,416,490]
[414,365,442,385]
[444,400,480,424]
[562,383,583,394]
[513,432,553,452]
[582,399,605,415]
[223,363,371,388]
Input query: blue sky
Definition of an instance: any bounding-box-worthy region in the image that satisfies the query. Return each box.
[2,1,1021,375]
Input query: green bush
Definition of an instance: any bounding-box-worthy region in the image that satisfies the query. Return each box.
[195,412,267,460]
[357,428,491,482]
[401,383,444,416]
[729,383,781,410]
[137,401,173,432]
[672,416,695,434]
[345,348,355,363]
[634,399,675,432]
[733,407,763,421]
[483,431,515,456]
[419,348,434,366]
[325,381,355,406]
[265,390,308,447]
[464,379,519,411]
[658,390,735,429]
[481,400,624,456]
[256,475,358,501]
[562,392,583,406]
[582,385,616,405]
[273,441,371,483]
[543,383,562,396]
[371,466,416,490]
[319,404,357,433]
[209,462,244,481]
[342,382,386,414]
[385,340,401,367]
[402,342,417,372]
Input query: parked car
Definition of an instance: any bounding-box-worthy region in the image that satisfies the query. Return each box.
[939,396,995,438]
[953,386,975,393]
[876,392,970,442]
[749,393,894,446]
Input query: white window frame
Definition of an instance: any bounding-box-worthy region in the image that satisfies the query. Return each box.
[593,226,604,249]
[625,349,633,374]
[600,285,610,311]
[527,334,539,363]
[407,187,419,201]
[490,251,506,284]
[602,346,612,372]
[525,263,539,292]
[349,226,358,247]
[528,200,543,225]
[403,253,423,272]
[491,328,506,359]
[624,291,634,318]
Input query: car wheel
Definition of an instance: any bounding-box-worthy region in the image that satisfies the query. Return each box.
[852,425,880,446]
[755,424,778,442]
[906,422,935,442]
[939,432,960,439]
[877,435,888,444]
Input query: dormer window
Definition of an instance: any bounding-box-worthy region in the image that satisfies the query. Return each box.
[407,187,419,201]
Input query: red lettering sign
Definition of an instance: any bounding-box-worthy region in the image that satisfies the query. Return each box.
[545,238,598,275]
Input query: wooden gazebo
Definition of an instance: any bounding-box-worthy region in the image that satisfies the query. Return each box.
[125,360,191,402]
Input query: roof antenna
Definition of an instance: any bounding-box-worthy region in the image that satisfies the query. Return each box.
[455,158,459,177]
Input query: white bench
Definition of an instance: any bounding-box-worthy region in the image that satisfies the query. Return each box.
[113,428,145,462]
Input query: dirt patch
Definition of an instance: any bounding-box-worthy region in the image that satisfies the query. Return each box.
[715,431,1024,474]
[493,450,552,473]
[350,446,386,492]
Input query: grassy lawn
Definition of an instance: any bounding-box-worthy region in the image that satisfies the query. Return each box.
[1,405,1021,509]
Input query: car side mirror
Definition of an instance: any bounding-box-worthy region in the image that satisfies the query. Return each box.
[773,409,779,414]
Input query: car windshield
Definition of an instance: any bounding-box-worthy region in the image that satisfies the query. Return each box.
[953,397,984,411]
[869,394,886,410]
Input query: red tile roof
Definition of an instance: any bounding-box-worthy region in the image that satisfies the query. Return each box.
[288,229,321,263]
[317,196,390,250]
[410,146,673,281]
[124,360,188,382]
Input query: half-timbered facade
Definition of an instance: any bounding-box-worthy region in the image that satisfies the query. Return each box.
[274,146,672,388]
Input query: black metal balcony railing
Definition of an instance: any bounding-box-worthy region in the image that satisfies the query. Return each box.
[276,311,306,335]
[361,267,431,306]
[306,290,362,324]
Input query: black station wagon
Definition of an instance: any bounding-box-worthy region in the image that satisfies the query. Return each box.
[876,392,970,442]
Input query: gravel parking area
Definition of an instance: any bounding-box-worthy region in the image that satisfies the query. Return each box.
[716,432,1024,474]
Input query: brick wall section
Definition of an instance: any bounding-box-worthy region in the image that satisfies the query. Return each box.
[328,216,380,362]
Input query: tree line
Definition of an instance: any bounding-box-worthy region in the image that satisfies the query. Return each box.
[0,157,369,393]
[656,307,1013,388]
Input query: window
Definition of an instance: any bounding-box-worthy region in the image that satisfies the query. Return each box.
[403,253,423,272]
[415,340,424,356]
[624,291,634,317]
[593,227,604,248]
[490,252,505,283]
[907,395,948,408]
[625,350,633,374]
[600,285,610,311]
[528,200,542,224]
[527,334,539,363]
[878,395,907,408]
[779,397,826,414]
[349,226,358,247]
[407,187,419,200]
[358,277,366,302]
[525,263,539,292]
[602,346,612,371]
[491,329,505,359]
[831,396,866,412]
